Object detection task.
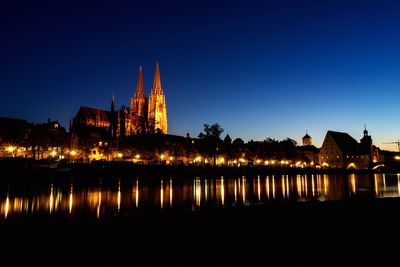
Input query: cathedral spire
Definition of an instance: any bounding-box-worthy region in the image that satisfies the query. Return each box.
[151,61,163,95]
[135,65,145,98]
[111,90,115,113]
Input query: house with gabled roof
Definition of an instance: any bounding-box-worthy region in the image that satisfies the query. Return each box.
[319,130,371,169]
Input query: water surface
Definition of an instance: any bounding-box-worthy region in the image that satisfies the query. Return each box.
[1,173,399,219]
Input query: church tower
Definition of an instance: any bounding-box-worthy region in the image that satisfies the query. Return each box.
[360,125,373,163]
[148,62,168,133]
[302,131,312,146]
[130,66,147,117]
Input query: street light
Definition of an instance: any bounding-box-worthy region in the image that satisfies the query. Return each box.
[6,146,16,157]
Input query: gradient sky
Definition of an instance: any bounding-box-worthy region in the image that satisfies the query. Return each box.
[1,0,400,149]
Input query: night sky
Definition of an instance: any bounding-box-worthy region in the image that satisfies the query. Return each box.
[1,0,400,149]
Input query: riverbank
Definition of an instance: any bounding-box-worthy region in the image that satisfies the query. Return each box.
[1,197,399,266]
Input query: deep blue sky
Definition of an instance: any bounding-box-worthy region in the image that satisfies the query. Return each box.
[1,0,400,149]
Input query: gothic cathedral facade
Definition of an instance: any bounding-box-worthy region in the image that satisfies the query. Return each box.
[130,62,168,134]
[72,62,168,143]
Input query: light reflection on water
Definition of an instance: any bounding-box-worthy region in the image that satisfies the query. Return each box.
[1,173,400,219]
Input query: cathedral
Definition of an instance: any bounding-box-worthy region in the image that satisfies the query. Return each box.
[71,62,168,146]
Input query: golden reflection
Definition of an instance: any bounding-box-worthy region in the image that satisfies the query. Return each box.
[169,178,173,208]
[317,175,322,194]
[69,183,73,214]
[242,177,246,203]
[234,179,237,203]
[221,177,225,206]
[5,194,10,219]
[117,180,121,212]
[49,184,54,214]
[383,174,386,192]
[36,196,40,211]
[195,177,201,207]
[311,175,315,196]
[55,190,61,211]
[192,178,195,202]
[13,198,22,214]
[97,189,101,219]
[24,198,29,213]
[7,174,400,217]
[205,179,208,202]
[135,179,139,208]
[160,179,164,209]
[305,175,308,196]
[350,174,356,194]
[323,175,328,196]
[286,175,289,198]
[296,175,301,197]
[272,175,275,199]
[397,174,400,197]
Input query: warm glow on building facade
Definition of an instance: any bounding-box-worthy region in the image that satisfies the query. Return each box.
[147,62,168,134]
[71,62,168,143]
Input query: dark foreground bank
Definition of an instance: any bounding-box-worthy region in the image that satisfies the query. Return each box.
[2,198,400,266]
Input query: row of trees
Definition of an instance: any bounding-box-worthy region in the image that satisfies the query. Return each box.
[0,119,68,159]
[197,123,303,165]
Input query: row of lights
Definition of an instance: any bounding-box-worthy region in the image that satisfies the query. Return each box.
[13,145,395,168]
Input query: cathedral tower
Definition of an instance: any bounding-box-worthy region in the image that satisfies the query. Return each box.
[130,66,147,117]
[148,62,168,133]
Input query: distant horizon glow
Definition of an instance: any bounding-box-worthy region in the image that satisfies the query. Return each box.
[1,0,400,150]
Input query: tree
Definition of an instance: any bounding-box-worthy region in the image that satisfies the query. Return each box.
[198,123,224,165]
[279,138,298,159]
[198,123,224,139]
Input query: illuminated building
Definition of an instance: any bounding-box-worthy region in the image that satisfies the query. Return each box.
[71,62,168,148]
[297,132,319,165]
[147,62,168,134]
[319,129,372,169]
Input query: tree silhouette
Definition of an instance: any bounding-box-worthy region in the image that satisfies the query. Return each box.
[198,123,224,165]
